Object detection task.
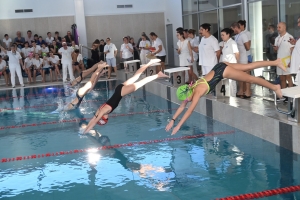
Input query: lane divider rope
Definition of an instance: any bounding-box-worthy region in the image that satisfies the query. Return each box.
[216,185,300,200]
[0,94,153,112]
[0,108,177,130]
[1,130,235,163]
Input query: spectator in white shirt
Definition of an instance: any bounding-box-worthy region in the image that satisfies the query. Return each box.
[58,42,75,83]
[24,53,34,83]
[0,44,25,88]
[42,56,53,82]
[31,41,41,56]
[188,29,200,80]
[149,32,167,73]
[120,37,134,62]
[49,51,62,81]
[25,30,34,46]
[198,23,221,76]
[32,53,43,83]
[104,38,118,79]
[238,20,252,63]
[139,34,151,65]
[41,43,49,55]
[21,42,32,58]
[274,22,294,90]
[45,32,54,45]
[71,41,79,50]
[231,22,251,98]
[2,34,12,50]
[220,28,240,63]
[289,17,300,82]
[0,55,10,86]
[183,29,190,41]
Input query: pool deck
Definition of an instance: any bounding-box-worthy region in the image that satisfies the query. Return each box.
[119,70,300,155]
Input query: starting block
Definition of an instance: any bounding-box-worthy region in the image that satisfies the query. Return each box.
[142,63,160,76]
[124,60,140,73]
[274,86,300,122]
[164,67,190,87]
[215,78,237,97]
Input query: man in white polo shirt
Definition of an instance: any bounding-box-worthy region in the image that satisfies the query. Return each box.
[58,42,74,83]
[104,37,117,79]
[0,44,24,88]
[289,17,300,86]
[274,22,294,91]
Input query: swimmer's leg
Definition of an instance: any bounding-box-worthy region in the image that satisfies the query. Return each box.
[121,72,169,96]
[226,59,285,72]
[123,59,161,86]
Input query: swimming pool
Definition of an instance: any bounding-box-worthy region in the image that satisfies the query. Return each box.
[0,81,299,200]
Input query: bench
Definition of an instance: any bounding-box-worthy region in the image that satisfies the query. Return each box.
[274,86,300,122]
[124,60,140,73]
[164,67,190,87]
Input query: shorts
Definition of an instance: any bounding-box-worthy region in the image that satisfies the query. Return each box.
[106,57,116,67]
[73,62,79,66]
[156,55,166,63]
[43,68,52,74]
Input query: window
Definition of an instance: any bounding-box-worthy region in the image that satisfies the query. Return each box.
[182,0,198,15]
[218,0,241,7]
[199,10,218,39]
[279,0,300,38]
[198,0,217,11]
[183,14,199,30]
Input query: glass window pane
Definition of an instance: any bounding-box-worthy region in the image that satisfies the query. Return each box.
[198,0,217,11]
[218,0,241,7]
[248,0,278,75]
[219,5,242,39]
[279,0,300,38]
[199,10,218,39]
[183,14,199,30]
[182,0,198,15]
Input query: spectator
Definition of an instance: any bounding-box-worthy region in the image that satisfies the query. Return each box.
[129,37,140,60]
[176,30,195,84]
[149,32,166,73]
[198,23,220,76]
[183,29,189,40]
[104,37,117,79]
[289,16,300,83]
[72,49,84,77]
[231,22,250,98]
[2,34,12,49]
[61,38,67,44]
[0,55,10,86]
[120,37,133,62]
[54,31,62,43]
[99,39,106,61]
[64,31,74,45]
[71,41,79,50]
[265,25,278,62]
[188,29,200,80]
[0,44,25,88]
[58,42,75,83]
[41,43,49,55]
[45,32,54,45]
[139,34,151,64]
[14,31,25,49]
[31,41,42,56]
[32,53,43,83]
[91,43,100,63]
[49,51,62,81]
[25,30,34,46]
[41,55,53,82]
[238,20,252,63]
[49,40,60,55]
[137,32,150,49]
[274,22,294,93]
[37,36,46,46]
[24,53,34,83]
[21,42,32,58]
[34,34,39,43]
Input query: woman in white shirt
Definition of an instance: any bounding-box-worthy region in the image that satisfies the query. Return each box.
[2,34,12,50]
[220,28,240,97]
[188,29,200,81]
[139,34,151,64]
[176,30,194,84]
[32,53,43,83]
[149,32,167,73]
[120,37,133,61]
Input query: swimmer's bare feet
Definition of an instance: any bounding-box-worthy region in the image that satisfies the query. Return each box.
[274,84,283,98]
[276,58,287,72]
[147,59,161,67]
[157,71,169,78]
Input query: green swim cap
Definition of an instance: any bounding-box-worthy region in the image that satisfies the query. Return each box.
[176,84,193,101]
[42,52,47,57]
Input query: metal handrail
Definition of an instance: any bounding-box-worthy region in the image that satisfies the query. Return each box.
[274,93,296,115]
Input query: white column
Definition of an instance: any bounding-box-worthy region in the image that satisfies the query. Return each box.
[74,0,88,57]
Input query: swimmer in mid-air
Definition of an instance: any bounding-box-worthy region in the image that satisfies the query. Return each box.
[165,59,286,135]
[83,59,169,134]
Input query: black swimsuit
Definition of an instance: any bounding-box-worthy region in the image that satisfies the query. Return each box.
[105,84,124,113]
[206,62,227,93]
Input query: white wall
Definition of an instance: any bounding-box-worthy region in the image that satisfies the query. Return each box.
[83,0,165,16]
[0,0,75,19]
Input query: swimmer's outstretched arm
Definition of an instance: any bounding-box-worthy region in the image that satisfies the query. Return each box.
[169,91,202,135]
[165,100,188,132]
[83,106,111,134]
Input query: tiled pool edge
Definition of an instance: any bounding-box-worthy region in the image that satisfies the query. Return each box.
[119,71,300,155]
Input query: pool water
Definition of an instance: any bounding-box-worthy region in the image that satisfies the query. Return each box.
[0,81,299,200]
